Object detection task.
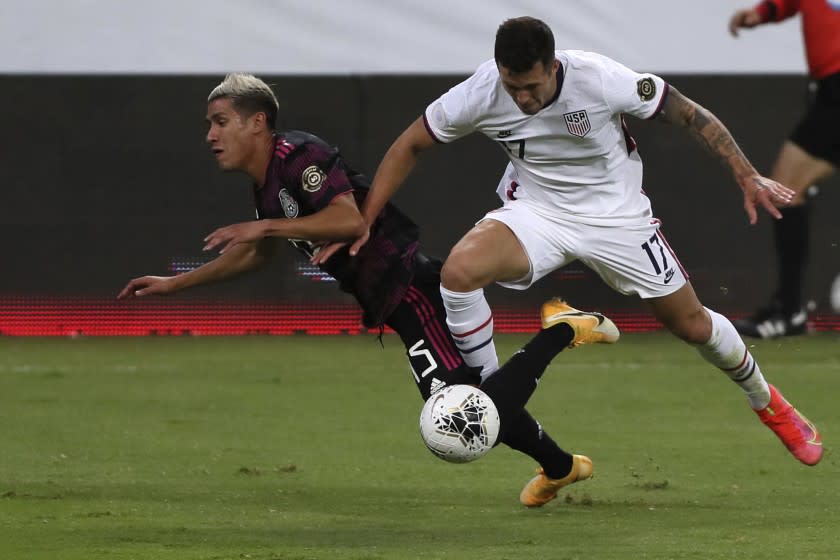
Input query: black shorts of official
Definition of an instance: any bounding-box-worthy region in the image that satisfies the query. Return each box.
[790,71,840,167]
[384,253,481,400]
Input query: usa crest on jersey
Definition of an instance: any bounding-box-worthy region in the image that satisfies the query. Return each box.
[564,110,590,137]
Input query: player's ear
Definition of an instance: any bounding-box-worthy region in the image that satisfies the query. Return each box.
[251,111,267,133]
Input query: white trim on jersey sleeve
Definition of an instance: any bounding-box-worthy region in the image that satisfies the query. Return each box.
[595,53,667,120]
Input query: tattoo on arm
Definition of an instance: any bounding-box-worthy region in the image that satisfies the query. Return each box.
[656,86,756,181]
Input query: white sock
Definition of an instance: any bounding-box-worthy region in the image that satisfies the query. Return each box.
[696,307,771,409]
[440,285,499,378]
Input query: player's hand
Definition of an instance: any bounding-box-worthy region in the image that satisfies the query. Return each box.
[203,221,266,254]
[310,241,346,265]
[348,225,370,256]
[117,276,177,299]
[310,225,370,266]
[741,175,794,224]
[729,8,762,37]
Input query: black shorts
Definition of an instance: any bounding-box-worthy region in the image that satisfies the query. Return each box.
[790,72,840,167]
[384,253,481,400]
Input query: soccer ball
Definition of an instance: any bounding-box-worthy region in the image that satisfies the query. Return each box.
[419,385,500,463]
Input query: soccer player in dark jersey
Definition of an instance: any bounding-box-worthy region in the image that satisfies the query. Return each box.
[729,1,840,338]
[117,73,621,507]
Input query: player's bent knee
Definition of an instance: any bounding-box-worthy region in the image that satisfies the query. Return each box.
[440,258,488,292]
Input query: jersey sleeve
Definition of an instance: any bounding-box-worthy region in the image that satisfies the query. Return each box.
[423,76,478,143]
[755,0,800,23]
[597,54,668,120]
[284,142,353,212]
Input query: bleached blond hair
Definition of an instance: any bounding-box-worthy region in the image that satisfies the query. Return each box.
[208,73,279,129]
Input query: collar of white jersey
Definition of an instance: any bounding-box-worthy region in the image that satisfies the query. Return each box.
[541,59,564,110]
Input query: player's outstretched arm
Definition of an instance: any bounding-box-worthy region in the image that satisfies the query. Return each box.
[353,117,436,247]
[362,117,436,223]
[117,240,274,299]
[314,117,436,264]
[654,85,793,224]
[206,194,365,258]
[729,7,763,36]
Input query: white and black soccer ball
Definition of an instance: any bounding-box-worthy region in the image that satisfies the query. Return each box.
[419,385,500,463]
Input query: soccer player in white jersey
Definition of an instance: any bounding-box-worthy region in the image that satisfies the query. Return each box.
[315,16,823,494]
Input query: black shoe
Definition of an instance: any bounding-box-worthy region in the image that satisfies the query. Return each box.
[733,305,808,339]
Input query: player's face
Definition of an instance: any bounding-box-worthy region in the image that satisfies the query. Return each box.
[498,59,559,115]
[205,97,257,171]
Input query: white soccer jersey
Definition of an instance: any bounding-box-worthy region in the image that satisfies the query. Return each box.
[424,50,668,225]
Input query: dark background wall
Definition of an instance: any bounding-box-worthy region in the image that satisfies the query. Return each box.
[2,74,839,316]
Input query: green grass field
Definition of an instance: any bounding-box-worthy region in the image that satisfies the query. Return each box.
[0,333,837,559]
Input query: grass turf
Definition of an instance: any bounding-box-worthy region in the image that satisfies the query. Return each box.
[0,333,837,559]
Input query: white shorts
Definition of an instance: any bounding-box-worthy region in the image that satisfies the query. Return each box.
[481,201,688,299]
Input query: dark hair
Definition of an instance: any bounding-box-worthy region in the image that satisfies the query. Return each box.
[494,16,555,73]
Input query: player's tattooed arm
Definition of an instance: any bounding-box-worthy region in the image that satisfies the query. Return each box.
[655,85,794,223]
[655,86,756,181]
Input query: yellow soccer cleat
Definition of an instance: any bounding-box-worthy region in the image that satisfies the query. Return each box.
[540,298,620,347]
[520,454,594,507]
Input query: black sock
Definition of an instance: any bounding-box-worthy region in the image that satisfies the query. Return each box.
[500,409,573,479]
[773,204,810,313]
[479,322,574,428]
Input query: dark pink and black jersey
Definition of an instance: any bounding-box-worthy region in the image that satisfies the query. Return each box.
[255,131,420,327]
